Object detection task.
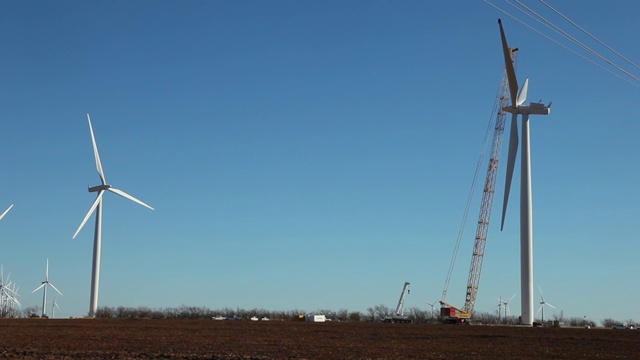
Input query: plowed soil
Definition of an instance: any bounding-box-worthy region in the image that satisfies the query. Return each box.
[0,319,637,359]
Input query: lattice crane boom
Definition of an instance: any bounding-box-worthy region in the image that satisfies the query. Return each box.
[440,49,516,322]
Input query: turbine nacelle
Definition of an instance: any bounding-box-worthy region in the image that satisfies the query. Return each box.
[88,184,111,193]
[503,102,551,115]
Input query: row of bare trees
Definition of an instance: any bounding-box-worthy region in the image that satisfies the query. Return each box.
[12,304,626,327]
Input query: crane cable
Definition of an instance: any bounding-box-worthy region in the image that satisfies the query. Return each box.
[441,79,502,303]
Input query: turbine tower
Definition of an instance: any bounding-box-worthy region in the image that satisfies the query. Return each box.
[31,259,62,318]
[497,19,551,326]
[73,114,154,318]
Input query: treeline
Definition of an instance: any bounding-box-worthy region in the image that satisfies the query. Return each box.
[16,304,623,327]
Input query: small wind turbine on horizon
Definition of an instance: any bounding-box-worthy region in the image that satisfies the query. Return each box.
[1,267,22,317]
[31,259,62,318]
[501,294,516,317]
[50,295,60,319]
[73,113,154,318]
[497,19,551,326]
[426,300,438,318]
[537,286,556,325]
[495,296,504,321]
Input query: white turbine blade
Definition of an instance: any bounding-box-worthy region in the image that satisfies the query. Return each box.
[516,78,529,106]
[49,283,63,296]
[546,302,556,309]
[500,113,519,230]
[87,114,107,185]
[45,258,49,280]
[539,286,545,302]
[498,19,519,107]
[31,283,45,293]
[536,305,543,314]
[0,204,13,220]
[507,294,516,303]
[73,191,105,239]
[107,187,154,210]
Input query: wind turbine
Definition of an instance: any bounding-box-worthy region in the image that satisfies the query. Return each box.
[73,114,154,318]
[497,19,551,326]
[537,286,555,325]
[501,293,516,317]
[0,204,13,221]
[31,259,62,318]
[495,296,504,321]
[50,295,60,319]
[426,300,438,318]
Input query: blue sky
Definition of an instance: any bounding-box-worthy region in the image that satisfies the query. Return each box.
[1,1,638,323]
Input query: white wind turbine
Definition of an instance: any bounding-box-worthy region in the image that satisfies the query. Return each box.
[537,286,555,325]
[31,258,62,318]
[426,300,438,318]
[73,114,154,318]
[501,293,516,317]
[50,295,60,319]
[0,267,21,317]
[495,296,504,321]
[497,19,551,326]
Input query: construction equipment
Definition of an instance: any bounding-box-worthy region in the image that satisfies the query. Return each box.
[384,282,411,323]
[439,50,516,324]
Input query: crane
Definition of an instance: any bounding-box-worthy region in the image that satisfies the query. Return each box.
[384,282,411,323]
[439,49,517,324]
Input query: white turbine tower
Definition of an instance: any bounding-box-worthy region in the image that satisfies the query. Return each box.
[73,114,154,318]
[537,286,555,326]
[497,19,551,326]
[31,259,62,318]
[0,204,13,221]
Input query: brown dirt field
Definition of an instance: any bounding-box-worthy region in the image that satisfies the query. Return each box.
[0,319,638,359]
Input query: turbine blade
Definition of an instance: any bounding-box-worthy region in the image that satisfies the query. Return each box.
[500,113,519,230]
[508,294,516,303]
[0,204,13,220]
[87,114,107,185]
[31,283,45,293]
[537,305,543,314]
[498,19,519,107]
[45,259,49,280]
[546,302,556,309]
[516,78,529,106]
[73,191,104,239]
[107,187,154,210]
[49,283,63,296]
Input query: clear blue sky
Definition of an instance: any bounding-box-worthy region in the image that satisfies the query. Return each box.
[1,1,638,323]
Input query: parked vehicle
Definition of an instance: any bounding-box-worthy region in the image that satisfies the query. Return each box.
[612,324,627,330]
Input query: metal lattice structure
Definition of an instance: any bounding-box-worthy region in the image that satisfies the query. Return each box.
[461,51,515,314]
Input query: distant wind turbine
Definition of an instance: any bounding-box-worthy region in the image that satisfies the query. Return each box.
[50,295,60,319]
[73,114,154,318]
[537,287,556,325]
[426,300,438,318]
[31,259,62,318]
[501,294,516,317]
